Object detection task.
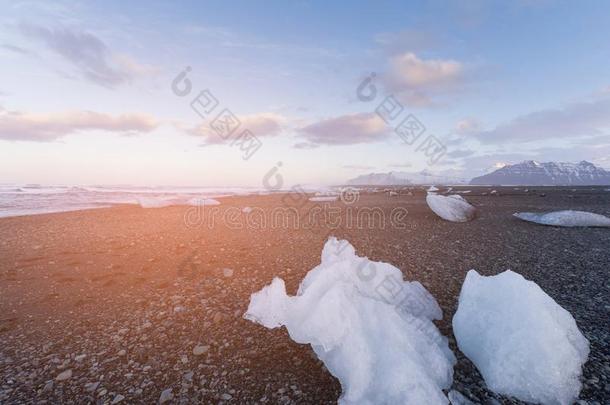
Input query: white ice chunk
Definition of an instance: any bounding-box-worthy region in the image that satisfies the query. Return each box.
[309,196,338,202]
[315,190,339,196]
[137,197,174,208]
[426,193,476,222]
[187,197,220,206]
[453,270,589,405]
[245,237,456,405]
[242,206,252,213]
[427,185,439,192]
[514,210,610,227]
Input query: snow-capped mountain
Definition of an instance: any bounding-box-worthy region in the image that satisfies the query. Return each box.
[470,160,610,185]
[346,170,467,185]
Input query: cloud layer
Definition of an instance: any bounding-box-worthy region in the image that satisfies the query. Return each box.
[185,113,284,144]
[342,164,376,170]
[455,118,480,135]
[298,113,388,145]
[0,110,159,141]
[476,98,610,143]
[19,23,156,88]
[383,52,465,106]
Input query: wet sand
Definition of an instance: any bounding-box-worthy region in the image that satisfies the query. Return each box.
[0,187,609,404]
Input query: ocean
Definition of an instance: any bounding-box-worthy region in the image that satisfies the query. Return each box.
[0,184,266,218]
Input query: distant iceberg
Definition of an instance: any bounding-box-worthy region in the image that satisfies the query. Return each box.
[187,197,220,206]
[137,197,175,208]
[514,210,610,227]
[426,193,476,222]
[453,270,589,405]
[245,237,456,404]
[309,196,338,202]
[137,197,221,208]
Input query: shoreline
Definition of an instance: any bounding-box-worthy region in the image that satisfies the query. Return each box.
[2,184,609,220]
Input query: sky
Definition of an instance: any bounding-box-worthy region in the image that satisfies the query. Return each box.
[1,0,610,187]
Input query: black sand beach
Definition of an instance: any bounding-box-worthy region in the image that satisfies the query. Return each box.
[0,187,609,404]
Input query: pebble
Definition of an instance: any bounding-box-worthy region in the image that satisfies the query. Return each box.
[213,312,223,324]
[42,381,53,393]
[221,393,232,400]
[159,388,173,403]
[223,268,234,277]
[55,369,72,381]
[193,345,209,356]
[111,394,125,404]
[85,381,100,392]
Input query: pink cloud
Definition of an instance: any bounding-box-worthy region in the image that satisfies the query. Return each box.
[298,113,388,145]
[184,112,285,144]
[0,109,159,141]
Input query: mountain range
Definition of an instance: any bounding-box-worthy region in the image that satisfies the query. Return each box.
[345,170,467,185]
[345,161,610,186]
[469,160,610,185]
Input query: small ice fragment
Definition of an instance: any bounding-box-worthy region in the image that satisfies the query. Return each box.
[245,237,456,404]
[315,190,339,196]
[427,185,439,192]
[242,206,252,213]
[448,390,475,405]
[513,210,610,227]
[188,198,220,206]
[308,196,338,202]
[452,270,589,405]
[426,193,476,222]
[137,197,174,208]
